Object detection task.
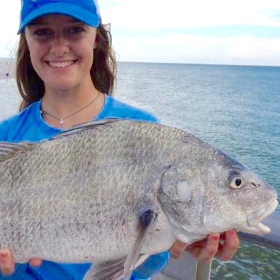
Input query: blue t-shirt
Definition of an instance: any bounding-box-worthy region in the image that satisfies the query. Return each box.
[0,95,170,279]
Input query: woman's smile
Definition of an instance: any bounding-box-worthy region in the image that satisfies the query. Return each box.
[46,60,77,69]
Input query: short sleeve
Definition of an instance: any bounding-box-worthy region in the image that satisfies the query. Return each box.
[131,251,170,279]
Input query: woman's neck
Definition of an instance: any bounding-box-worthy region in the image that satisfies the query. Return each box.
[41,83,105,129]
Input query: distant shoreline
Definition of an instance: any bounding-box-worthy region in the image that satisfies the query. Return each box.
[0,58,15,80]
[1,58,279,81]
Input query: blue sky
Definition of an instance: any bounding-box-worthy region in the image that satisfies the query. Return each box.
[1,0,280,66]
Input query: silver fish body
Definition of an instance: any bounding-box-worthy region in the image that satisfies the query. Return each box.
[0,120,278,279]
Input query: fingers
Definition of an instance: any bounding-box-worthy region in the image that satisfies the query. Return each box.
[186,230,239,263]
[0,249,15,276]
[169,230,240,263]
[169,240,188,259]
[0,248,42,277]
[29,258,43,267]
[186,233,220,263]
[215,230,239,261]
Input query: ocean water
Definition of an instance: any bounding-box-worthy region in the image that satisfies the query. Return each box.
[0,62,280,279]
[115,62,280,197]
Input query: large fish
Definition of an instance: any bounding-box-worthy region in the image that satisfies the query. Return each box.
[0,119,278,280]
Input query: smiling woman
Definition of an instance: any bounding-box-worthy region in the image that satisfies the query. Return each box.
[15,1,116,126]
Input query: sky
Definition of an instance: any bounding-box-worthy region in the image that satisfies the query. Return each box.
[1,0,280,66]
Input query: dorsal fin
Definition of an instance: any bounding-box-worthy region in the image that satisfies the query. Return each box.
[0,142,34,162]
[0,119,121,161]
[52,118,120,140]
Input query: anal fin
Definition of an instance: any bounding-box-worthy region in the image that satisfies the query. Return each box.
[83,257,126,280]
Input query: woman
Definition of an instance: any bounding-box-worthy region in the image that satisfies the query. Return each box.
[0,0,239,278]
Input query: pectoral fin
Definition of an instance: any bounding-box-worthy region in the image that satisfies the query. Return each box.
[84,210,158,280]
[83,257,126,280]
[123,209,158,280]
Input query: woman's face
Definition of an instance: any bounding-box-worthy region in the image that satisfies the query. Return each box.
[25,14,97,91]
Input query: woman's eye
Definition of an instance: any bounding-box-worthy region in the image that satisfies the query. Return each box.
[67,26,84,35]
[33,29,53,36]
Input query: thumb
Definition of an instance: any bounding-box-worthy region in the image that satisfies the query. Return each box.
[169,240,188,259]
[0,249,15,276]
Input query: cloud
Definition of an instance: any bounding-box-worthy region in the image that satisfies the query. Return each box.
[114,33,280,65]
[225,36,280,62]
[0,1,20,35]
[98,0,280,65]
[0,1,20,57]
[1,0,280,66]
[100,0,280,29]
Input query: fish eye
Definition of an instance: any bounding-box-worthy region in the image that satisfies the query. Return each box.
[229,177,244,189]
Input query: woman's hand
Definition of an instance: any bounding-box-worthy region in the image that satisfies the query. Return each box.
[170,230,239,262]
[0,248,42,276]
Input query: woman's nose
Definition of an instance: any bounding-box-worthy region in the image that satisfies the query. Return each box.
[49,35,70,57]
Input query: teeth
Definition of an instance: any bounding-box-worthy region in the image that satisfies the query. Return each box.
[256,223,271,234]
[48,61,74,68]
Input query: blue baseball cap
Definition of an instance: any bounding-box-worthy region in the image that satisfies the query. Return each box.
[18,0,101,34]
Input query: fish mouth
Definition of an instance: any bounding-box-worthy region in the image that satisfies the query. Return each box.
[246,199,278,234]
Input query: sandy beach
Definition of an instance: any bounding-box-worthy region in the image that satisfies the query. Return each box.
[0,58,16,80]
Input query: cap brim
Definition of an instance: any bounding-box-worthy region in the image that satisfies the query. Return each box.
[18,2,100,34]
